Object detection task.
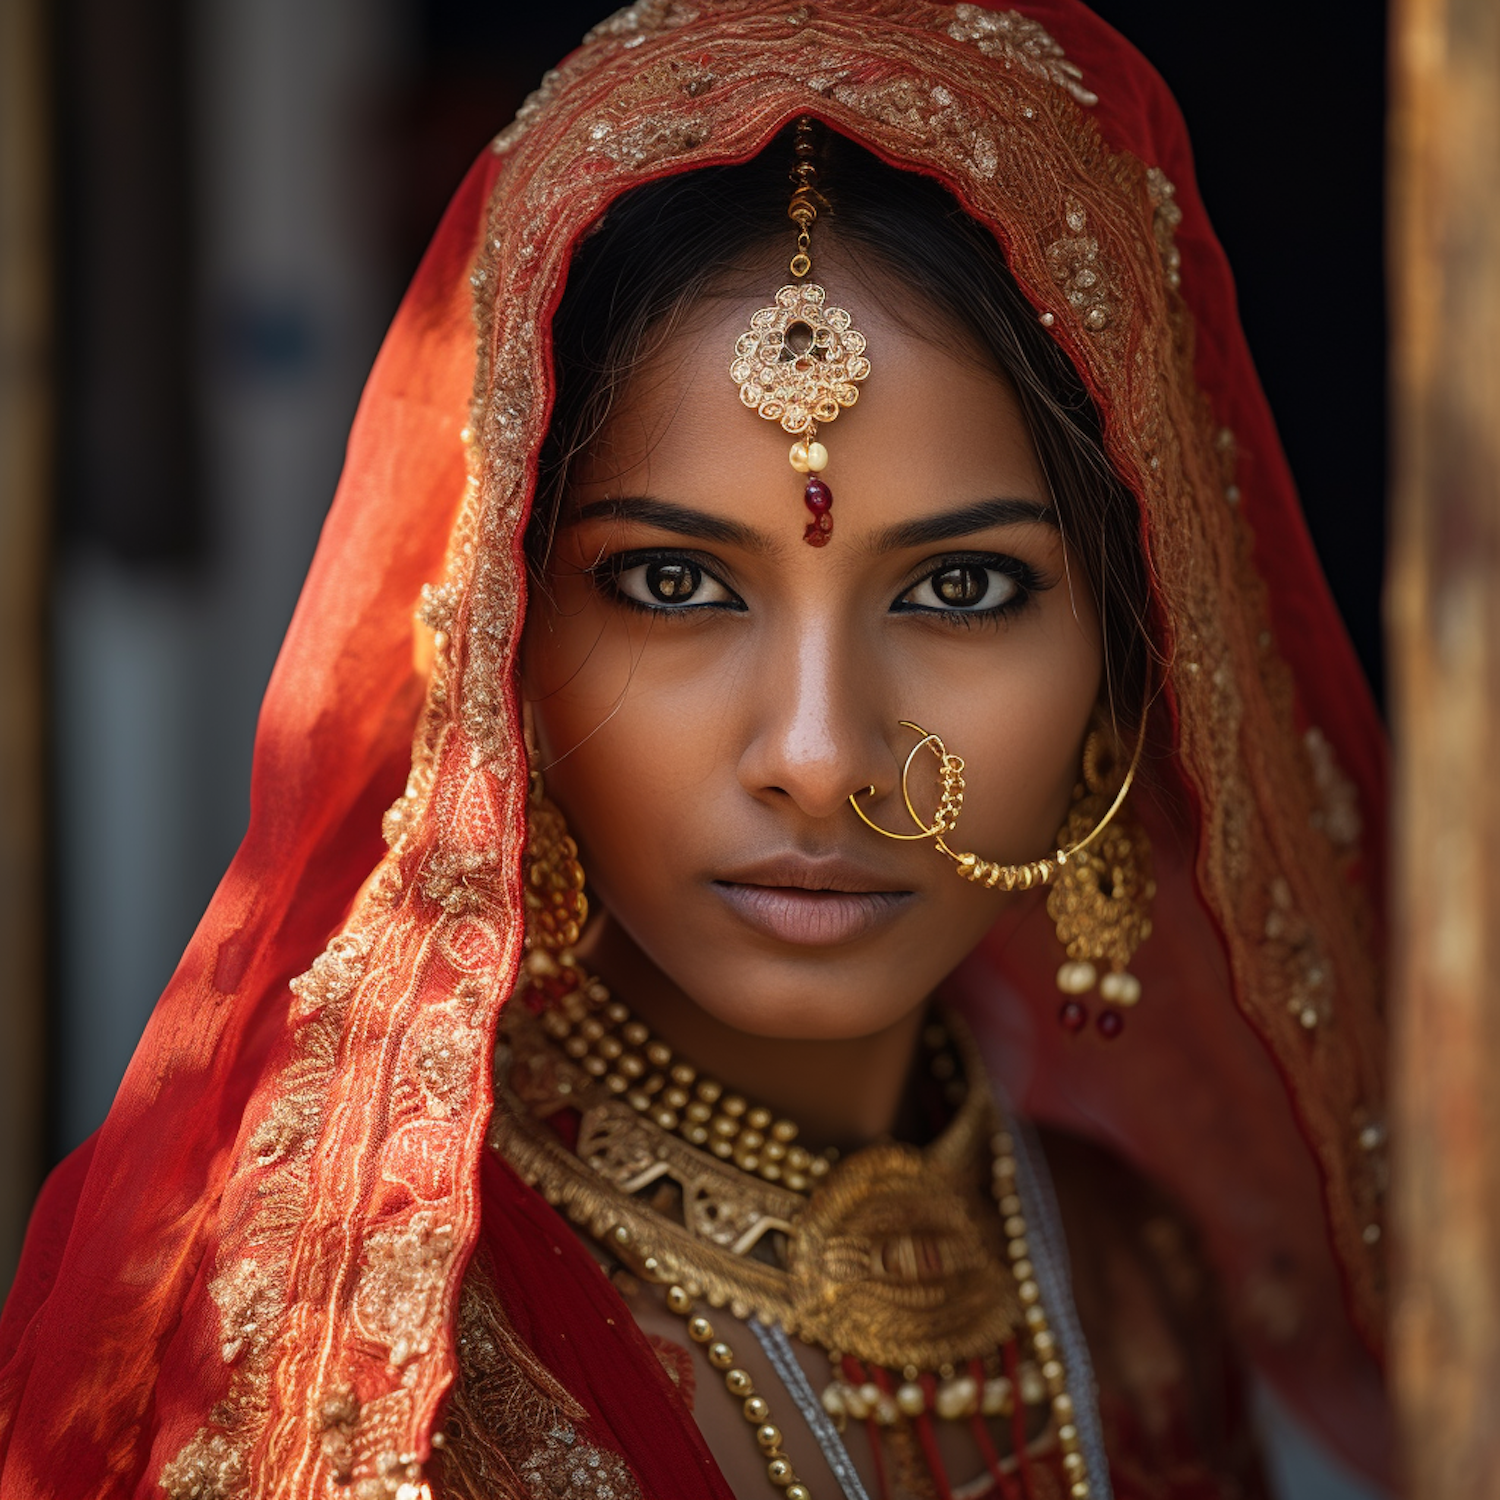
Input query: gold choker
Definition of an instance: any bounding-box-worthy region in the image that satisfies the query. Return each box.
[517,947,839,1192]
[489,965,1096,1500]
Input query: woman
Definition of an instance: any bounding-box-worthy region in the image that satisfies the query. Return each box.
[0,3,1389,1497]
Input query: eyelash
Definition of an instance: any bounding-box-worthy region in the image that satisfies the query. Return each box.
[593,550,746,620]
[891,552,1045,628]
[590,548,1045,625]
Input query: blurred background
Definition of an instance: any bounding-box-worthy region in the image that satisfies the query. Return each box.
[0,0,1385,1489]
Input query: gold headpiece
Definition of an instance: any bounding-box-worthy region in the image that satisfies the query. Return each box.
[728,118,871,546]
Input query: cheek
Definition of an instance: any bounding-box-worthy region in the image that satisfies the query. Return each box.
[914,624,1102,860]
[523,614,726,892]
[531,701,730,985]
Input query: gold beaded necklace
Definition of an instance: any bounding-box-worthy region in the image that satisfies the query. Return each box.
[522,946,839,1191]
[491,961,1096,1500]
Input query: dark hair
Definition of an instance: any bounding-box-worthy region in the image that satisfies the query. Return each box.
[532,126,1153,726]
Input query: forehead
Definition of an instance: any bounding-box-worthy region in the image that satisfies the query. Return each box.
[571,269,1050,528]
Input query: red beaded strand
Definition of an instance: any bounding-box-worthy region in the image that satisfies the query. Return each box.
[967,1356,1024,1500]
[1002,1340,1041,1500]
[842,1356,894,1500]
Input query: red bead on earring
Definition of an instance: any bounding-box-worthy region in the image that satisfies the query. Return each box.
[1058,1000,1089,1034]
[1095,1009,1124,1040]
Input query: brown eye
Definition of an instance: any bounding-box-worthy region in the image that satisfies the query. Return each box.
[646,560,700,600]
[608,554,739,611]
[933,566,986,605]
[899,561,1021,614]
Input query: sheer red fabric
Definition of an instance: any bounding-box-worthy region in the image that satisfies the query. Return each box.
[0,3,1388,1495]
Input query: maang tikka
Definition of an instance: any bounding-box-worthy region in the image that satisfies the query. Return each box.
[729,118,871,546]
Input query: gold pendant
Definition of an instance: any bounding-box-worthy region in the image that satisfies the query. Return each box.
[494,1003,1019,1372]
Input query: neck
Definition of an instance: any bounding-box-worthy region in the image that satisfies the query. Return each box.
[579,915,927,1153]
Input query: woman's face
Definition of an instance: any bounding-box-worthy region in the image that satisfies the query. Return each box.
[522,272,1103,1042]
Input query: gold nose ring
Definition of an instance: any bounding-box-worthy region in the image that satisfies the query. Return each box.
[848,721,965,841]
[848,719,1144,892]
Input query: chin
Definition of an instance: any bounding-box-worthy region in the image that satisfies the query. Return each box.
[674,969,923,1042]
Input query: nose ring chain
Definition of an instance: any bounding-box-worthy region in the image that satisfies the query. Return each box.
[848,718,1145,892]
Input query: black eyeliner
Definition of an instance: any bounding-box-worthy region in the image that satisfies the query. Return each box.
[890,550,1053,625]
[589,547,748,617]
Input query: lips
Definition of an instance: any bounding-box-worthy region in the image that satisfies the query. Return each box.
[711,853,915,947]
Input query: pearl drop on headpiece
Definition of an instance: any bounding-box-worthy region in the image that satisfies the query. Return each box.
[727,118,871,547]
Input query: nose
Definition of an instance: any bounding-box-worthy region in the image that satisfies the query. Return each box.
[735,617,895,822]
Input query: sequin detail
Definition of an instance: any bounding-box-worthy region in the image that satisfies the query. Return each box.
[942,5,1099,107]
[1147,166,1184,291]
[437,1264,645,1500]
[1046,197,1119,332]
[1305,726,1363,852]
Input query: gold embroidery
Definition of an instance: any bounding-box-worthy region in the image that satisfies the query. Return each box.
[585,112,713,167]
[347,1390,428,1499]
[418,580,460,634]
[1264,876,1334,1033]
[1305,726,1363,852]
[941,5,1099,107]
[438,1263,643,1500]
[421,847,506,915]
[406,983,488,1121]
[1146,166,1183,292]
[515,1430,641,1500]
[354,1212,458,1368]
[289,932,373,1018]
[166,956,364,1486]
[246,1085,322,1169]
[320,1387,362,1484]
[1045,198,1120,332]
[1213,424,1241,505]
[493,75,565,157]
[585,0,701,46]
[159,1431,246,1500]
[211,1258,284,1366]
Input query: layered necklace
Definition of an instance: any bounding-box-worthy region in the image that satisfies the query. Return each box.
[489,951,1107,1500]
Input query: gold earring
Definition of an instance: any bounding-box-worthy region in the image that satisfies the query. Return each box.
[1047,731,1155,1040]
[523,772,588,957]
[849,719,1145,894]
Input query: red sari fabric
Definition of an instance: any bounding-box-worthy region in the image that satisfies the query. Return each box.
[0,3,1388,1496]
[436,1135,1267,1500]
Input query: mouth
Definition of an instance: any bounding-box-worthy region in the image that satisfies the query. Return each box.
[711,854,916,947]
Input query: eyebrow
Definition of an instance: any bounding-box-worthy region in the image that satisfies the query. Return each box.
[871,498,1058,551]
[572,497,776,554]
[570,494,1057,553]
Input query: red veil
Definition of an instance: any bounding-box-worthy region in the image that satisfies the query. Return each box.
[0,3,1388,1495]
